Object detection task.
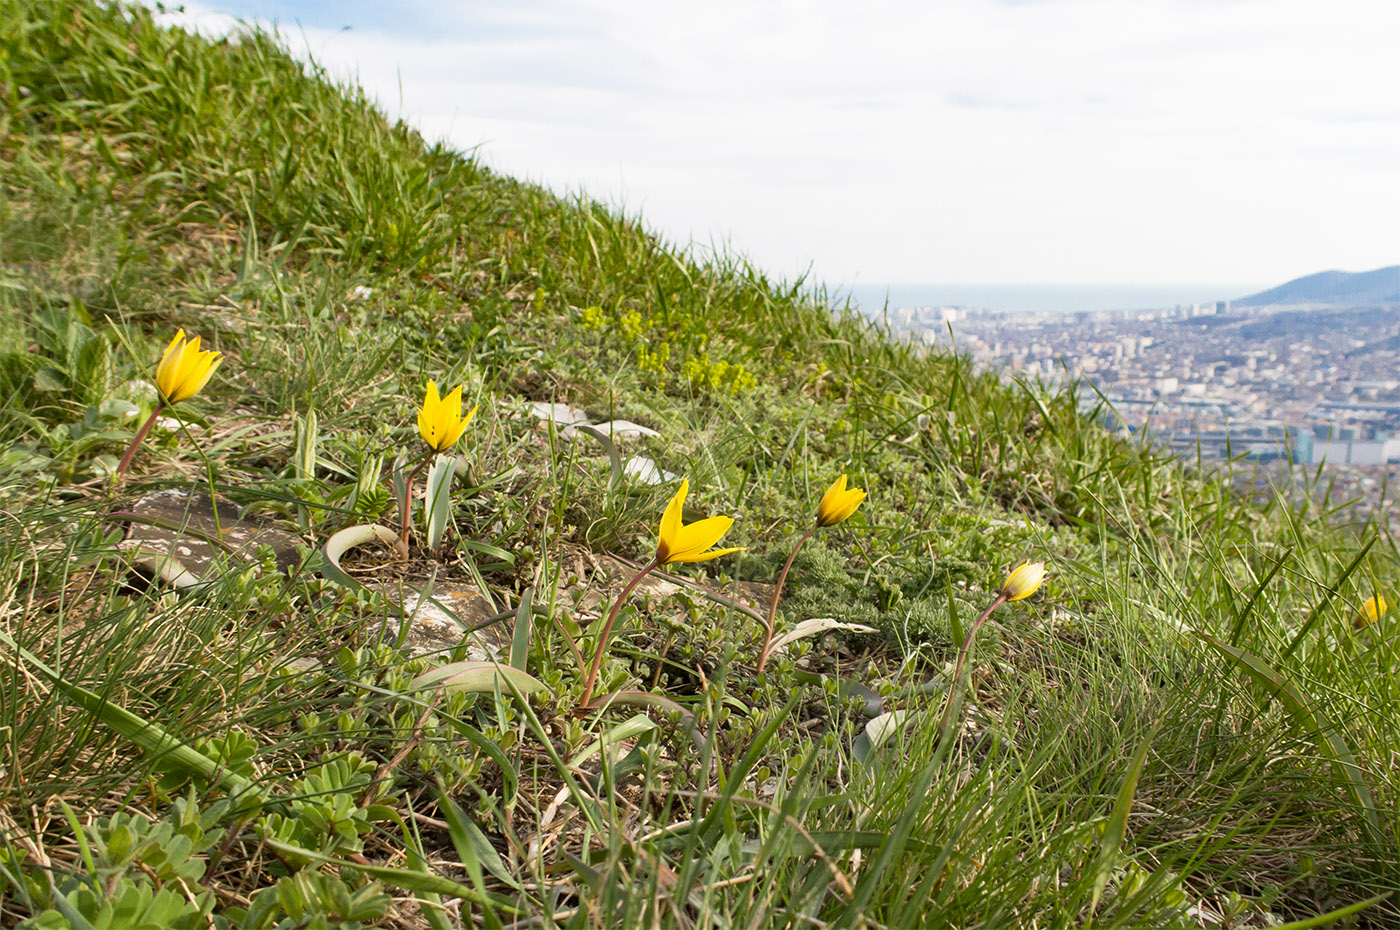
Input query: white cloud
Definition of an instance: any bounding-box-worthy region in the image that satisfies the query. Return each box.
[162,0,1400,286]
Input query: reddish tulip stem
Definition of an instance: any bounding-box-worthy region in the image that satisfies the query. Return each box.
[756,524,818,673]
[579,557,661,709]
[397,455,434,551]
[113,402,165,485]
[935,591,1009,740]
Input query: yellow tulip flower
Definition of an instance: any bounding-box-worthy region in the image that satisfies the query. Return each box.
[114,329,223,482]
[1354,594,1388,630]
[937,559,1048,736]
[579,477,744,708]
[757,473,869,671]
[656,478,746,564]
[155,330,223,404]
[816,474,867,527]
[417,380,478,452]
[1000,561,1047,601]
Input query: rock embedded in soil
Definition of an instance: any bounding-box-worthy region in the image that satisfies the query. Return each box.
[118,488,303,587]
[397,588,512,660]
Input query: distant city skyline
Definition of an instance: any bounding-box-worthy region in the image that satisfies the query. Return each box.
[913,297,1400,531]
[161,1,1400,290]
[845,282,1263,316]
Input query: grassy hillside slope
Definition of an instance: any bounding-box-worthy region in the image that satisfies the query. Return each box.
[2,2,1398,927]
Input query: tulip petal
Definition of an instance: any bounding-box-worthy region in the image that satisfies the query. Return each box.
[178,353,222,403]
[155,332,187,400]
[658,479,687,555]
[672,545,746,564]
[418,380,441,448]
[444,404,478,449]
[670,515,734,560]
[155,331,185,390]
[831,489,866,524]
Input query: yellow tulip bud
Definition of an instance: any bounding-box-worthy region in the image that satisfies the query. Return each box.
[1000,561,1047,602]
[155,330,223,404]
[816,474,867,527]
[1354,594,1388,630]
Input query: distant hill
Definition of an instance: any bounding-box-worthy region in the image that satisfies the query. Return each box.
[1236,265,1400,307]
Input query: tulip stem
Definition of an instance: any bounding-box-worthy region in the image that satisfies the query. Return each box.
[113,402,165,486]
[397,455,434,552]
[756,524,818,673]
[579,557,661,709]
[935,591,1009,743]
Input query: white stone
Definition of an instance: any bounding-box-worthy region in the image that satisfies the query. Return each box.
[566,419,658,442]
[623,455,675,485]
[528,402,590,426]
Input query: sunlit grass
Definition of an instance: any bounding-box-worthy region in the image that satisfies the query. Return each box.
[1,0,1397,927]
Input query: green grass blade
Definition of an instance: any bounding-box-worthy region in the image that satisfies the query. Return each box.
[1198,632,1383,846]
[1280,537,1374,660]
[510,584,533,673]
[261,838,519,912]
[435,785,517,889]
[0,630,261,803]
[1089,721,1159,918]
[1270,891,1392,929]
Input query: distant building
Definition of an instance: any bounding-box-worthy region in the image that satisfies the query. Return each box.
[1285,429,1312,464]
[1350,442,1389,465]
[1313,440,1351,464]
[1306,438,1400,465]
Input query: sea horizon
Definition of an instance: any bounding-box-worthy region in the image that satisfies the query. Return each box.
[844,282,1267,316]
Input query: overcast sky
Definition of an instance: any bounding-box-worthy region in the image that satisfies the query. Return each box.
[164,0,1399,290]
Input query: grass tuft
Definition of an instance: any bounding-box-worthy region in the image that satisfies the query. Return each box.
[2,0,1398,926]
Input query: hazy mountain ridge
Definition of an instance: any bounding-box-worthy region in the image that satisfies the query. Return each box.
[1236,265,1400,307]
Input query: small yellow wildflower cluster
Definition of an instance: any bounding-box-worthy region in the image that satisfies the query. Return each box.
[636,342,670,377]
[683,353,756,396]
[579,305,605,330]
[619,309,646,340]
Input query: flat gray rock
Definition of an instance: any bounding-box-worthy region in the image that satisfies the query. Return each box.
[396,587,512,659]
[118,488,304,586]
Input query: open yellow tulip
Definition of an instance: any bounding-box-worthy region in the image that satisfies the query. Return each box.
[579,478,743,708]
[656,478,746,564]
[155,330,222,404]
[417,380,477,452]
